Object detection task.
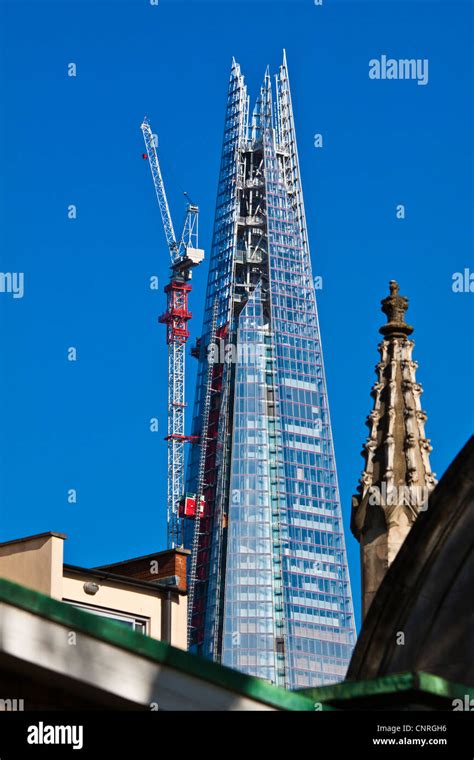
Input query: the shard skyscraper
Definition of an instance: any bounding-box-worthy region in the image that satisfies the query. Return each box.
[184,53,356,689]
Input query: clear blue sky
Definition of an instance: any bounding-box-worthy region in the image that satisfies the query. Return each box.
[0,0,472,629]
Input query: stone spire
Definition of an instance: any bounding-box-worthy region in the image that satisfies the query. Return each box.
[351,281,437,619]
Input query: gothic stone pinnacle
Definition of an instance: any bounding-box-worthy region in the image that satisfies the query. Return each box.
[379,280,414,338]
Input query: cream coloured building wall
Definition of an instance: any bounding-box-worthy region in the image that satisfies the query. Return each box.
[170,586,188,650]
[62,573,164,639]
[0,533,187,650]
[63,574,187,650]
[0,533,65,599]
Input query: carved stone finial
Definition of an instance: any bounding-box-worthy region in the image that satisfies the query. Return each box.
[379,280,414,338]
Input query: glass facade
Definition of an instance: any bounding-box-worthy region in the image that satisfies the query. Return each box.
[185,55,355,689]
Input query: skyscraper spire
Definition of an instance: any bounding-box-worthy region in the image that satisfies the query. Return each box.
[351,281,437,618]
[185,55,356,689]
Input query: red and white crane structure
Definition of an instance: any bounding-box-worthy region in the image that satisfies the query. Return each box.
[141,116,204,548]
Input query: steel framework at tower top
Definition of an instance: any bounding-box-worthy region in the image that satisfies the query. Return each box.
[141,117,204,548]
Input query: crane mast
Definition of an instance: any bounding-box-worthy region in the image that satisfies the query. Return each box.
[141,117,204,548]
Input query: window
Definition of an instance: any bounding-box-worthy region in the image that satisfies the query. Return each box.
[65,601,148,634]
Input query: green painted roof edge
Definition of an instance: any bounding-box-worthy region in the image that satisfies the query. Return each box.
[299,671,474,704]
[0,578,320,711]
[417,672,474,702]
[299,671,414,702]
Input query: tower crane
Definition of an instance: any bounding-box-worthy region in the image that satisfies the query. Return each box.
[141,116,204,548]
